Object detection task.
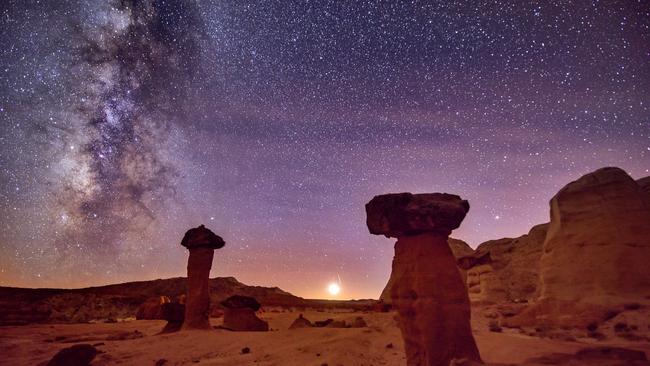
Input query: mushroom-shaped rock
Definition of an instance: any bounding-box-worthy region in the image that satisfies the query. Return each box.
[221,295,268,332]
[180,225,225,330]
[366,192,481,366]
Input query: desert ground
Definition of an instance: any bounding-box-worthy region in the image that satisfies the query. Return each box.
[2,309,650,366]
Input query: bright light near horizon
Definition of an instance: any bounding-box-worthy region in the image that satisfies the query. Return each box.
[327,282,341,296]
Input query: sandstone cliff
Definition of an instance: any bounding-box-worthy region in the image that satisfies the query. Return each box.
[460,223,548,304]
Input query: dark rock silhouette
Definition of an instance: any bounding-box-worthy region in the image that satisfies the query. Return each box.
[46,344,98,366]
[136,296,171,320]
[160,302,185,333]
[366,192,481,366]
[221,295,269,331]
[289,313,313,329]
[314,318,334,327]
[180,225,225,330]
[221,295,261,310]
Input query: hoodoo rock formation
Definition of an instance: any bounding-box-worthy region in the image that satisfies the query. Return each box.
[507,167,650,328]
[366,192,482,366]
[221,295,269,331]
[180,225,225,330]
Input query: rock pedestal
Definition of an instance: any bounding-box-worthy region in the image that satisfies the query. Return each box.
[366,192,481,366]
[221,295,269,331]
[180,225,225,330]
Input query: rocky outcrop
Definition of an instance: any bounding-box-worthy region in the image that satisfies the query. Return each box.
[508,167,650,328]
[180,225,225,330]
[459,223,548,304]
[366,192,481,366]
[379,238,474,304]
[0,301,52,326]
[135,296,170,320]
[221,295,268,331]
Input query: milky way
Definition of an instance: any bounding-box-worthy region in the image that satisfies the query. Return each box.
[1,1,649,298]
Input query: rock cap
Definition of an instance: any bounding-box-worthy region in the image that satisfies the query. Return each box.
[366,192,469,238]
[220,295,261,311]
[181,225,225,250]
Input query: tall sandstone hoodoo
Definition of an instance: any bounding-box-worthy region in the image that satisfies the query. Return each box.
[540,167,650,304]
[366,192,482,366]
[180,225,225,330]
[508,167,650,328]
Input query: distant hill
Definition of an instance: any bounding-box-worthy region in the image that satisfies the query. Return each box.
[0,277,374,325]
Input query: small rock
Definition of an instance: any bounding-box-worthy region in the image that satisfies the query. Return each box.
[386,343,394,349]
[241,347,250,354]
[314,319,333,327]
[325,320,347,328]
[155,359,168,366]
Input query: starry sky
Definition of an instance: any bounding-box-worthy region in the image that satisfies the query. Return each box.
[1,0,649,299]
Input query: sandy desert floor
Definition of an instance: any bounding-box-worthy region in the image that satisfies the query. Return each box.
[2,310,650,366]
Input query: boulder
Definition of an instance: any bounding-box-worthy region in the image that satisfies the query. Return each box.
[366,192,481,366]
[314,318,334,327]
[326,320,348,328]
[221,295,268,331]
[46,344,98,366]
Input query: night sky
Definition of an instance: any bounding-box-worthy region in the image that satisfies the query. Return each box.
[1,1,649,299]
